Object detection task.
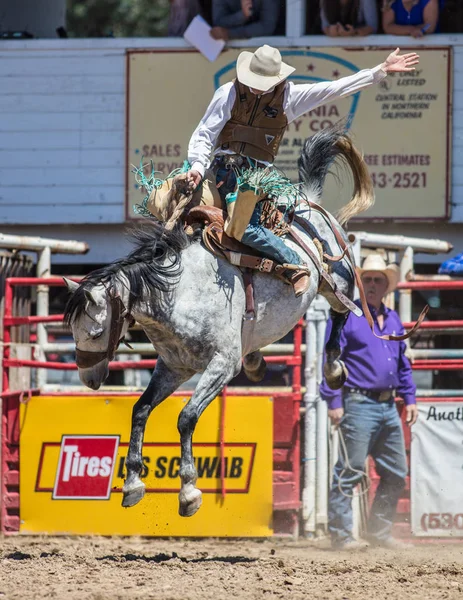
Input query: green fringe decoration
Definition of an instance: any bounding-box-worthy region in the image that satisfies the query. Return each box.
[236,163,303,206]
[132,159,190,217]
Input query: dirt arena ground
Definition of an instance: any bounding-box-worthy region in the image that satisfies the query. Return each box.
[0,537,463,600]
[1,535,463,600]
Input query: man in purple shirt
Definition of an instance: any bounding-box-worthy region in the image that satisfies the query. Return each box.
[320,252,418,551]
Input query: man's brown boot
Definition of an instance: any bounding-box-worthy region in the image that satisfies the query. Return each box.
[289,269,310,297]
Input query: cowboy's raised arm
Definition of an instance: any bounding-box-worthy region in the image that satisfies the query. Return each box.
[286,48,419,123]
[187,82,235,186]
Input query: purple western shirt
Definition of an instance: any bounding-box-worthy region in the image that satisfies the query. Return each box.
[319,300,416,410]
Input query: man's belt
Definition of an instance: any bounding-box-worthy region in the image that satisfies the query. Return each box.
[344,387,396,402]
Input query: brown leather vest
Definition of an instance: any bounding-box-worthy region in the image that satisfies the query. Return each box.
[215,79,288,163]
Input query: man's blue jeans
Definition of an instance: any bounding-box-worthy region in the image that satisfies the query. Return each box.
[328,393,408,544]
[241,202,301,266]
[215,162,301,266]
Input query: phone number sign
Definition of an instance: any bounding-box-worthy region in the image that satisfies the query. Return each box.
[411,402,463,537]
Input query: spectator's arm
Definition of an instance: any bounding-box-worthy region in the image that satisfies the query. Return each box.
[357,0,378,34]
[226,0,280,38]
[354,25,374,35]
[396,337,417,406]
[320,5,337,36]
[422,0,439,33]
[320,5,329,29]
[213,0,248,28]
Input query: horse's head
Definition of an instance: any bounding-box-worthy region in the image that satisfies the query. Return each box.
[63,277,133,390]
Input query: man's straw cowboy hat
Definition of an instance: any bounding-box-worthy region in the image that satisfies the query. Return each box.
[236,45,295,92]
[357,253,400,294]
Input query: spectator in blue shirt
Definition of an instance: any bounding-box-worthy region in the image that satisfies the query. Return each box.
[211,0,280,40]
[382,0,439,36]
[320,0,378,36]
[320,252,418,551]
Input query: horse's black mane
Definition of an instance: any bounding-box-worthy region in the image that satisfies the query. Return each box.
[64,221,195,325]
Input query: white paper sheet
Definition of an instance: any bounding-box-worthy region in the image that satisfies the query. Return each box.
[183,15,225,62]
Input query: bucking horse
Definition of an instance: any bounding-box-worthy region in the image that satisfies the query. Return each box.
[64,125,422,518]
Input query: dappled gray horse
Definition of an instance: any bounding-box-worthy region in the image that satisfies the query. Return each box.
[64,126,373,517]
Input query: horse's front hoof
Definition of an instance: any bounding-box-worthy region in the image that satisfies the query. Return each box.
[324,360,348,390]
[122,481,146,508]
[178,487,203,517]
[245,357,267,383]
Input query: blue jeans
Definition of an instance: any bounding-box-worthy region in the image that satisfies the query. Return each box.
[214,162,301,266]
[241,203,301,266]
[328,393,408,544]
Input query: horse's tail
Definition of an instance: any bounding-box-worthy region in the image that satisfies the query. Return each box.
[297,123,374,226]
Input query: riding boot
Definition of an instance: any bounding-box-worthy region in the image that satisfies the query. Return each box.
[276,264,311,297]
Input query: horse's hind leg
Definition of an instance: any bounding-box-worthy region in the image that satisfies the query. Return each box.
[122,358,190,508]
[243,351,267,382]
[323,309,349,390]
[177,353,241,517]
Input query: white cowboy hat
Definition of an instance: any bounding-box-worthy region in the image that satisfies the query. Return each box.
[236,45,295,92]
[356,253,400,294]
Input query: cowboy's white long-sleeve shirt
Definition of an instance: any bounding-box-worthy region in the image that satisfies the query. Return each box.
[188,64,387,176]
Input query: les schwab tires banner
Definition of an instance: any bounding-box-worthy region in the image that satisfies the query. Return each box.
[20,394,273,536]
[411,402,463,537]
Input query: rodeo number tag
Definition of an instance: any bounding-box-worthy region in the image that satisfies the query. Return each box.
[53,435,120,500]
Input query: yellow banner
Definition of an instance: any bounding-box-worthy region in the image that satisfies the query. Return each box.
[20,394,273,536]
[127,47,451,221]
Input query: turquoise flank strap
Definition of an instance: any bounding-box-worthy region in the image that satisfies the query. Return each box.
[225,191,238,204]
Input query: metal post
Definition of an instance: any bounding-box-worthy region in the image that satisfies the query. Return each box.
[399,247,414,349]
[348,231,452,254]
[285,0,306,37]
[302,311,317,536]
[35,247,51,389]
[315,297,330,537]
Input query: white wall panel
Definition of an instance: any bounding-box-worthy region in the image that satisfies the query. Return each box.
[80,150,124,168]
[0,93,124,113]
[0,186,122,205]
[81,131,124,149]
[0,132,80,149]
[0,113,81,131]
[451,47,463,223]
[0,54,124,77]
[0,150,81,168]
[0,168,122,186]
[81,112,124,131]
[0,205,124,224]
[2,75,124,95]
